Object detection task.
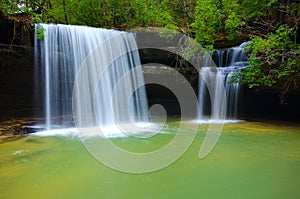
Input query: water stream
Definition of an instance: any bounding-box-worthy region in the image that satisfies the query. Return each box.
[198,42,248,121]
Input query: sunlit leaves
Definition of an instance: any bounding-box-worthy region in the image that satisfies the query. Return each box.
[235,25,300,89]
[192,0,222,50]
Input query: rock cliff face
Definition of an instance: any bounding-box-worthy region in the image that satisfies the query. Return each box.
[0,45,34,120]
[241,86,300,121]
[0,26,299,121]
[0,11,33,46]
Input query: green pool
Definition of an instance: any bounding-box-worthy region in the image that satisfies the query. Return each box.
[1,121,300,199]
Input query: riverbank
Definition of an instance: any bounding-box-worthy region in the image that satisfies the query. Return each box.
[0,118,38,142]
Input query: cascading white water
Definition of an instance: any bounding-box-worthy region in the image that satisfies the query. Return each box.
[199,67,226,121]
[35,24,149,134]
[198,42,248,121]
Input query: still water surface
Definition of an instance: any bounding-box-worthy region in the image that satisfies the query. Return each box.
[1,121,299,199]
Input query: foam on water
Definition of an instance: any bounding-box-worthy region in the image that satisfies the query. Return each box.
[29,122,163,138]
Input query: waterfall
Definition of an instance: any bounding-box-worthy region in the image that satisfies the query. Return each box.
[35,24,149,134]
[198,42,248,121]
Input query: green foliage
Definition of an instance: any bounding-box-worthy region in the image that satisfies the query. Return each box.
[0,0,45,15]
[223,0,244,40]
[192,0,247,49]
[36,27,45,39]
[30,0,181,30]
[233,25,300,90]
[0,0,299,92]
[192,0,222,50]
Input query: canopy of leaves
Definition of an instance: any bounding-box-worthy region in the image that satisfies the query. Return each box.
[0,0,299,92]
[234,25,299,91]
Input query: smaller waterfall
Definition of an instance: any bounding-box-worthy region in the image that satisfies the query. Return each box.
[198,42,248,121]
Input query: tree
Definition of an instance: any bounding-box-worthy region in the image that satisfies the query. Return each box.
[192,0,223,50]
[234,25,300,94]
